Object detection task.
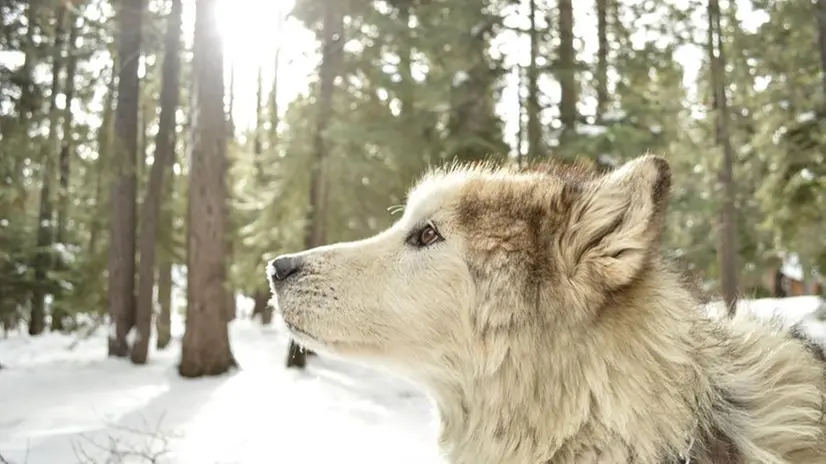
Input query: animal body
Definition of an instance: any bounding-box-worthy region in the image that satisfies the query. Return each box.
[267,155,826,464]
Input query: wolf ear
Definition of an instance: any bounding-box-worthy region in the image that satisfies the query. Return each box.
[561,155,671,290]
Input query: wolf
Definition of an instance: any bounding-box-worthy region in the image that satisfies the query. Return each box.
[267,155,826,463]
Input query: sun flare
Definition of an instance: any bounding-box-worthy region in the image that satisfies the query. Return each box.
[213,0,317,131]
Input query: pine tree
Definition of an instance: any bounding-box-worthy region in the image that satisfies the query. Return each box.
[179,0,236,378]
[132,0,182,364]
[108,0,144,356]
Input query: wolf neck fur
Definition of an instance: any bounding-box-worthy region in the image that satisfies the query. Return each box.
[430,267,706,463]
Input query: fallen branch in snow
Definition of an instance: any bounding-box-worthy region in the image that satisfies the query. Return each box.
[71,413,179,463]
[0,438,30,463]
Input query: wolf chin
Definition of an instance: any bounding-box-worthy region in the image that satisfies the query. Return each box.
[267,155,826,464]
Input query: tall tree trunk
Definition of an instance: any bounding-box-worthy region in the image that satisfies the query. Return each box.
[11,0,40,170]
[155,257,173,349]
[254,64,264,180]
[815,0,826,97]
[30,6,67,336]
[516,66,525,167]
[51,13,82,332]
[138,94,150,197]
[225,212,236,323]
[156,133,176,350]
[395,4,432,175]
[250,63,272,325]
[286,0,343,369]
[108,0,144,356]
[707,0,739,315]
[224,111,236,324]
[558,0,577,149]
[16,0,38,128]
[132,0,182,365]
[526,0,541,159]
[258,42,284,326]
[817,0,826,97]
[252,290,271,324]
[57,14,80,249]
[596,0,609,121]
[179,0,236,378]
[2,0,38,257]
[399,5,414,118]
[269,46,281,146]
[224,63,237,324]
[816,0,826,198]
[227,62,235,137]
[91,61,118,255]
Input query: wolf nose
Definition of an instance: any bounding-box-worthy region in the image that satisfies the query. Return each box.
[269,255,303,281]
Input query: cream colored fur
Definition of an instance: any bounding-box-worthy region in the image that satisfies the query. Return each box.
[268,155,826,464]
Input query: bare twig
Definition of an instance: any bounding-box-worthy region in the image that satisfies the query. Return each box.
[0,439,30,464]
[71,413,179,464]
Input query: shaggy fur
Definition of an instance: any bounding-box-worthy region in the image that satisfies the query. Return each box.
[267,155,826,464]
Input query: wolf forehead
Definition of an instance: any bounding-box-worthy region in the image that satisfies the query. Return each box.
[402,155,672,261]
[405,159,600,227]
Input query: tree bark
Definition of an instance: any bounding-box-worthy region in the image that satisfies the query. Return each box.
[138,95,151,198]
[707,0,739,315]
[224,152,236,323]
[227,62,235,137]
[225,63,237,324]
[132,0,182,364]
[51,13,82,332]
[108,0,144,356]
[817,0,826,97]
[16,0,38,128]
[526,0,541,159]
[399,5,414,119]
[254,64,264,180]
[225,216,236,323]
[251,63,273,325]
[515,66,525,167]
[31,6,67,335]
[156,258,173,349]
[91,60,118,256]
[596,0,609,121]
[156,139,176,351]
[4,0,38,225]
[258,37,284,327]
[57,14,80,248]
[558,0,577,148]
[252,290,271,325]
[269,45,281,147]
[179,0,236,378]
[286,0,343,369]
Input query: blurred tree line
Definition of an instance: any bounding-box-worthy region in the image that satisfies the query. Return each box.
[0,0,824,372]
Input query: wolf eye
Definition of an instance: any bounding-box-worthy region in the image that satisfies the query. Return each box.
[409,223,443,248]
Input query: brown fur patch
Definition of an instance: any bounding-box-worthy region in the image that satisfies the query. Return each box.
[519,157,601,183]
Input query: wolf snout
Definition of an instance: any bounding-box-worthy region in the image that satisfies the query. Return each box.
[268,254,303,282]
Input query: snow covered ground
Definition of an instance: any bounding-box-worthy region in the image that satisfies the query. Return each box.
[0,314,444,464]
[706,295,826,340]
[0,295,824,464]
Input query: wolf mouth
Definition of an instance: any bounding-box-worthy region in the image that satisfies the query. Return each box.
[283,320,318,341]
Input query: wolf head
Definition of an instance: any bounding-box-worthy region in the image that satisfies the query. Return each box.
[267,155,672,376]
